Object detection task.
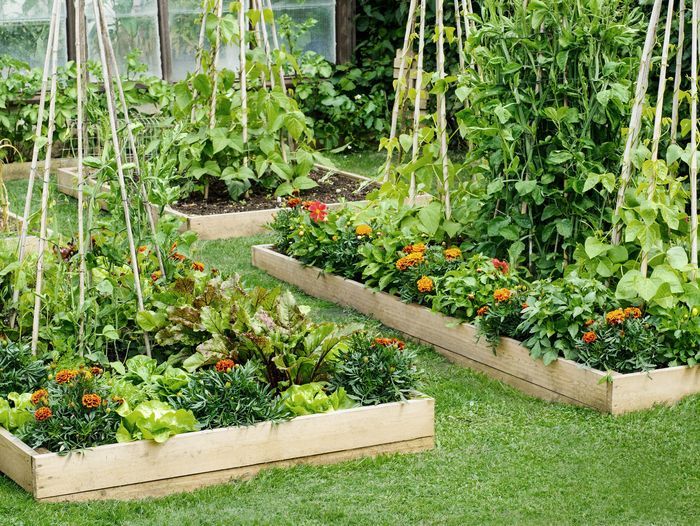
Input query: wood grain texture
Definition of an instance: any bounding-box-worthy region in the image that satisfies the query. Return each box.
[0,427,37,493]
[251,245,700,413]
[30,397,434,500]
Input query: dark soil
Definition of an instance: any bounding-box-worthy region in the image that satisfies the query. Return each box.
[171,169,374,216]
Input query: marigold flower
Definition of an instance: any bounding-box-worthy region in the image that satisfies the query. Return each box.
[417,275,434,293]
[395,251,425,271]
[151,270,162,282]
[82,393,102,409]
[493,288,512,302]
[444,247,462,261]
[403,243,427,254]
[582,331,597,344]
[477,306,489,317]
[171,252,186,262]
[605,309,626,326]
[138,245,148,254]
[31,389,49,406]
[373,337,406,350]
[192,261,205,272]
[287,197,302,208]
[584,319,595,327]
[91,366,103,376]
[34,406,52,422]
[215,359,236,372]
[492,258,510,274]
[55,369,78,385]
[355,224,372,237]
[305,201,328,222]
[623,307,642,319]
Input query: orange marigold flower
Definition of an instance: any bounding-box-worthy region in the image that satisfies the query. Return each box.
[34,406,53,422]
[287,197,302,208]
[373,337,406,350]
[151,270,162,282]
[493,288,512,302]
[192,261,205,272]
[215,359,236,372]
[444,247,462,261]
[55,369,78,385]
[403,243,427,254]
[624,307,642,319]
[477,305,489,317]
[582,331,597,344]
[82,393,102,409]
[137,245,148,254]
[584,319,595,327]
[91,366,103,376]
[395,251,425,271]
[355,224,373,237]
[31,389,49,406]
[492,258,510,274]
[417,275,434,293]
[171,252,186,262]
[605,309,626,326]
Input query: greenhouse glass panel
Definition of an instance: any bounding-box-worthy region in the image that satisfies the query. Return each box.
[85,0,162,77]
[0,0,68,69]
[272,0,335,62]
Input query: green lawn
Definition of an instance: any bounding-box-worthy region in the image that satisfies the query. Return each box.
[2,179,700,525]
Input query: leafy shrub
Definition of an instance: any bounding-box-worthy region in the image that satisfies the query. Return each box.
[169,362,287,429]
[330,335,419,405]
[0,341,46,398]
[281,382,355,416]
[476,287,529,350]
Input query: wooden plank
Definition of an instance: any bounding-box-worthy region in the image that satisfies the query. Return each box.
[335,0,356,64]
[0,427,37,494]
[250,245,616,411]
[611,366,700,414]
[39,436,433,503]
[32,398,434,499]
[2,158,78,181]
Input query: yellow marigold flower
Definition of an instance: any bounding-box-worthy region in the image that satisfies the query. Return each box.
[30,389,49,406]
[623,307,642,319]
[443,247,462,261]
[34,406,52,422]
[82,393,102,409]
[395,251,424,271]
[355,224,372,237]
[55,369,78,385]
[417,275,434,293]
[493,288,511,302]
[605,309,626,326]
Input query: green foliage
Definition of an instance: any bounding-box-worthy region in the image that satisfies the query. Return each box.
[169,362,287,429]
[280,382,355,416]
[330,335,420,405]
[115,400,198,444]
[476,289,529,350]
[0,341,46,398]
[0,392,33,431]
[110,356,189,400]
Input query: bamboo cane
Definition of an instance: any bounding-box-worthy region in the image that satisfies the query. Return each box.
[92,0,152,357]
[436,0,451,219]
[75,0,87,354]
[671,0,687,144]
[611,0,664,245]
[191,0,210,123]
[254,0,275,89]
[383,0,418,182]
[453,0,465,72]
[641,0,676,278]
[409,0,427,204]
[240,0,249,167]
[30,0,63,355]
[11,0,60,329]
[97,2,166,279]
[209,0,224,130]
[264,0,286,89]
[691,0,698,271]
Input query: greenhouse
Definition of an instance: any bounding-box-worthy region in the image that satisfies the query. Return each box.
[0,0,699,524]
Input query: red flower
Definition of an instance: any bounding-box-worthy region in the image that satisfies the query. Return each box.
[306,201,328,222]
[492,258,509,274]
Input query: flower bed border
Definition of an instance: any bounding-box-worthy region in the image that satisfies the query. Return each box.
[57,165,376,240]
[251,244,700,414]
[0,396,434,502]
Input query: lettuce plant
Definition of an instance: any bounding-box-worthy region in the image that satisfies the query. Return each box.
[0,393,33,431]
[281,383,355,416]
[116,400,198,444]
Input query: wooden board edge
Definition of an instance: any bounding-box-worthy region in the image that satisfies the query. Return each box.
[0,427,38,494]
[36,435,434,503]
[610,365,700,415]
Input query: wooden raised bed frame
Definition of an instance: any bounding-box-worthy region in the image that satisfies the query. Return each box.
[0,397,434,502]
[252,244,700,415]
[0,211,51,253]
[57,165,375,240]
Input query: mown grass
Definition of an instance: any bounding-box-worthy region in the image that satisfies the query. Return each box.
[2,181,700,525]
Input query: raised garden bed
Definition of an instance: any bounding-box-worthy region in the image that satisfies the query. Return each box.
[0,396,434,502]
[57,165,375,239]
[2,158,77,182]
[0,211,50,253]
[252,244,700,414]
